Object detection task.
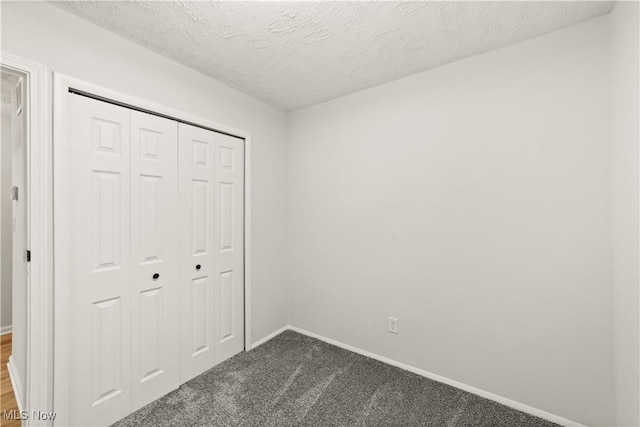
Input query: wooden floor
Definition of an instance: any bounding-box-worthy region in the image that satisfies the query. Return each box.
[1,334,20,427]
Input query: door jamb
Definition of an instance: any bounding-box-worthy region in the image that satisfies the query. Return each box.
[1,53,54,426]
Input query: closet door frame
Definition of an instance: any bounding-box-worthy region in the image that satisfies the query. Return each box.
[52,73,253,426]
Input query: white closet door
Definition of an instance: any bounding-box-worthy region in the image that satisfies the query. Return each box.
[178,123,216,382]
[214,134,245,364]
[130,111,180,410]
[68,95,132,426]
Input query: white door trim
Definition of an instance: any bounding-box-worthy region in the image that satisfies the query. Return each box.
[1,53,53,427]
[8,355,25,413]
[52,73,253,425]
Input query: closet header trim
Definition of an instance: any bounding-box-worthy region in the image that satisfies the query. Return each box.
[68,87,245,140]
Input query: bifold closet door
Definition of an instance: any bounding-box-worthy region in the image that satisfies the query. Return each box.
[68,95,133,426]
[213,133,245,364]
[67,95,180,426]
[66,93,245,425]
[178,125,245,381]
[129,111,180,411]
[178,124,216,383]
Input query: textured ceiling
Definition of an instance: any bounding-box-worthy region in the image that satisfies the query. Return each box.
[53,1,613,111]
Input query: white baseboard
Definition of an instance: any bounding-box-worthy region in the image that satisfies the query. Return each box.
[7,355,25,413]
[251,325,289,349]
[0,325,12,335]
[256,325,584,427]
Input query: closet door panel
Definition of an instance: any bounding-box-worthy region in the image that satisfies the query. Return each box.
[68,95,132,426]
[130,111,180,411]
[178,123,215,383]
[214,134,245,364]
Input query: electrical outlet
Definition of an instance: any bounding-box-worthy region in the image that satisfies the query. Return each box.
[388,317,398,334]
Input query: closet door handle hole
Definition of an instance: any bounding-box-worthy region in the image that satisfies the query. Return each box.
[196,264,201,270]
[153,273,160,280]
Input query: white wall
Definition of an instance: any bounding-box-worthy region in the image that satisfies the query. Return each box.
[611,2,640,426]
[0,1,289,345]
[2,2,635,426]
[1,106,12,333]
[287,16,614,426]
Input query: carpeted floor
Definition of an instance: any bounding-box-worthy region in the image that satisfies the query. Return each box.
[113,330,559,427]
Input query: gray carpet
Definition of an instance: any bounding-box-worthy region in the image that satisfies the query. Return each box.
[113,330,559,427]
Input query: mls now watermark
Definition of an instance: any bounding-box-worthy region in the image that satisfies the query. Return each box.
[3,410,57,421]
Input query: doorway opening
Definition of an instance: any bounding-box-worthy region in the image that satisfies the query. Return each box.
[1,66,28,418]
[0,54,53,427]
